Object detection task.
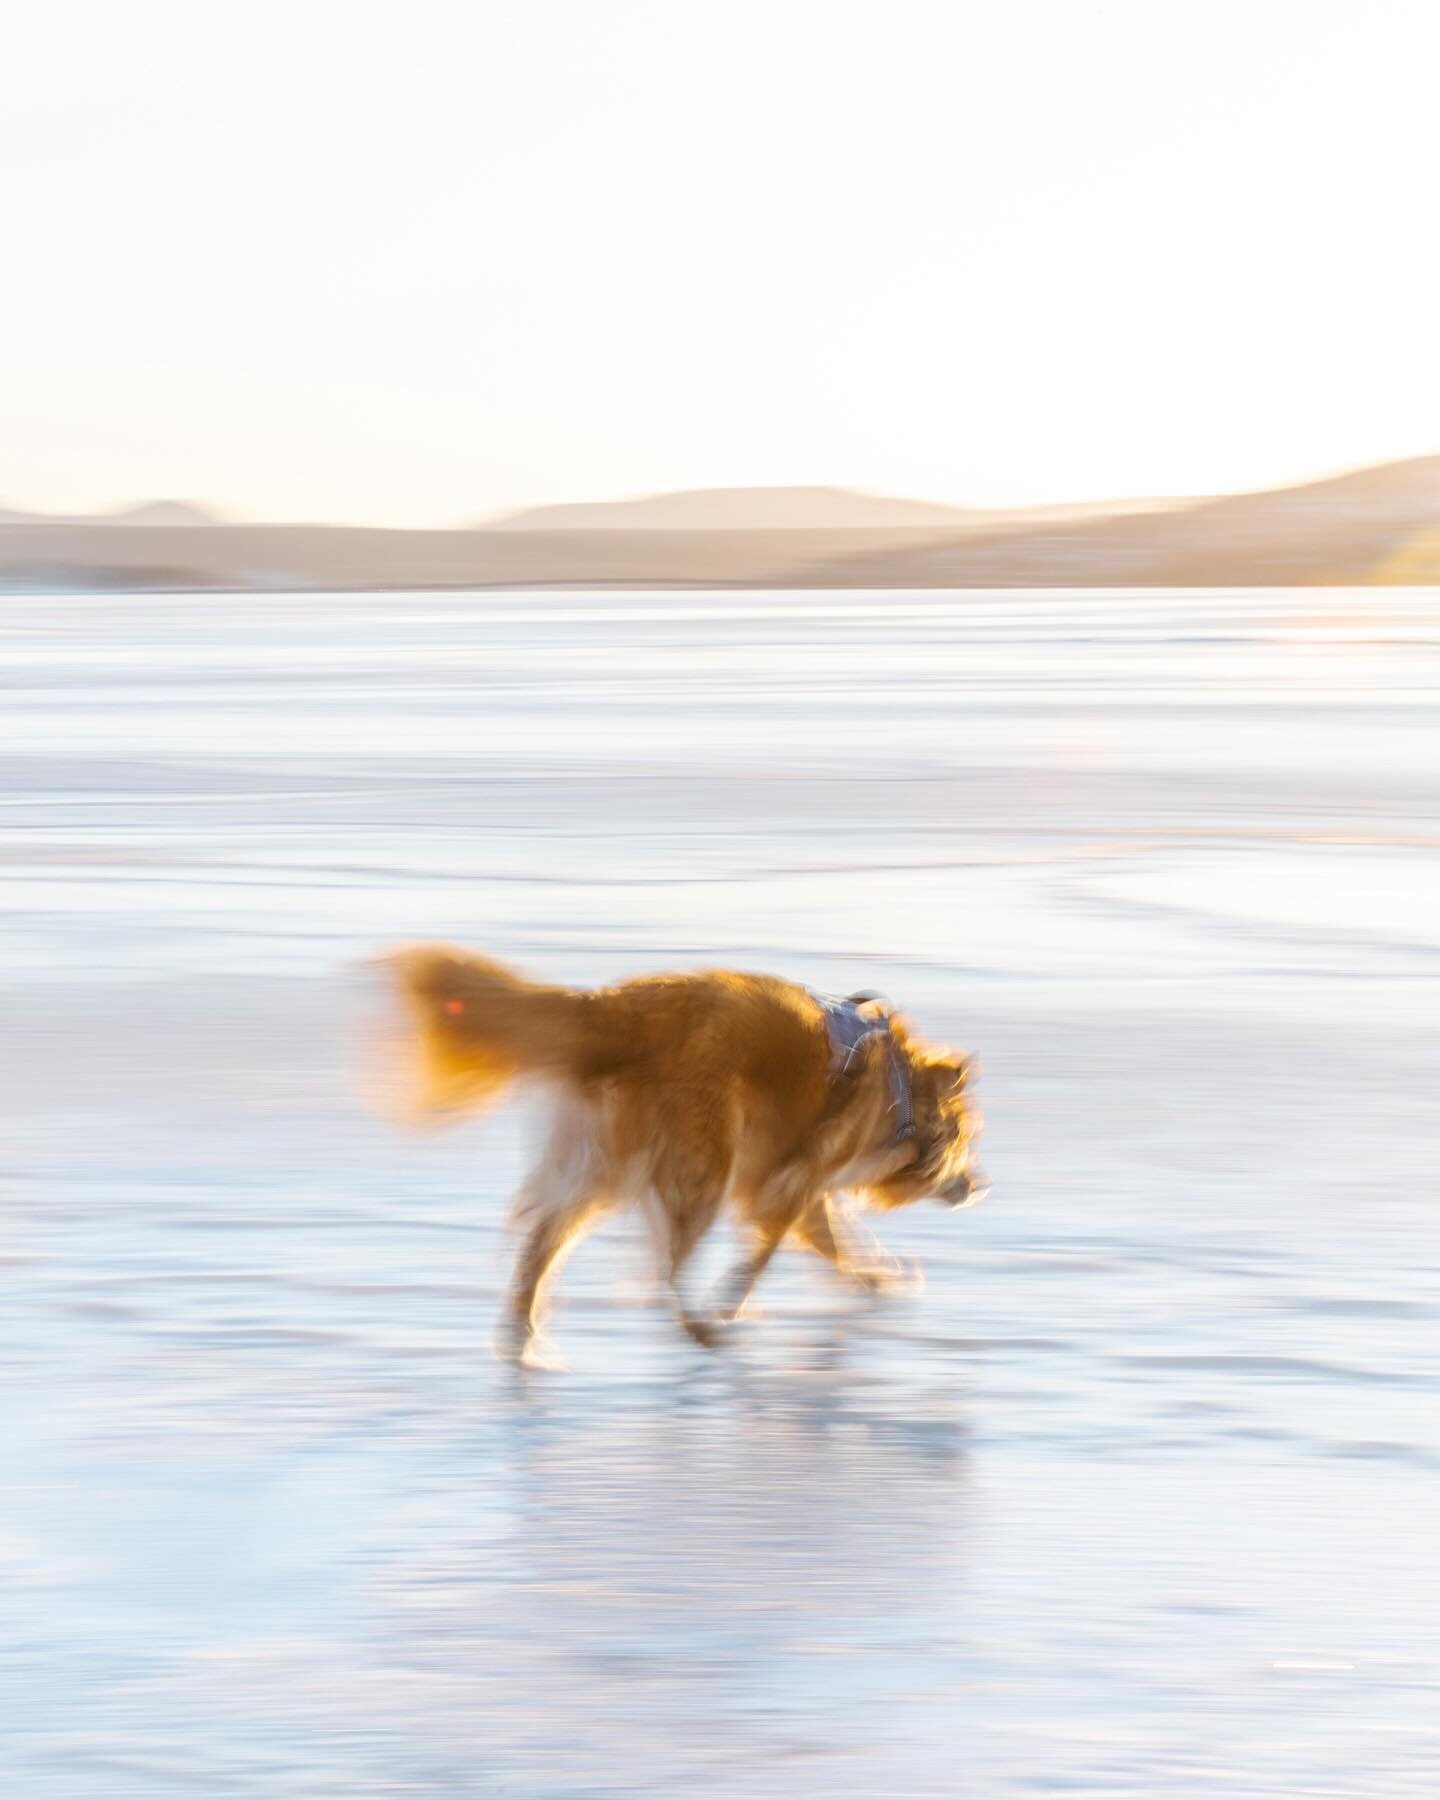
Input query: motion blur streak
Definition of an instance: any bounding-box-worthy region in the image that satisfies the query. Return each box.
[2,586,1438,1795]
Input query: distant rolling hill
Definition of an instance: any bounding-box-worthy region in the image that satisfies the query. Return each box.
[1,462,1436,590]
[0,499,223,528]
[797,457,1440,589]
[483,485,978,531]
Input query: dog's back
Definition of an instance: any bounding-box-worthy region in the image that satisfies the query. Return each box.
[383,948,832,1134]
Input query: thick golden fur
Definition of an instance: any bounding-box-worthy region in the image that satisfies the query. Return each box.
[377,946,985,1359]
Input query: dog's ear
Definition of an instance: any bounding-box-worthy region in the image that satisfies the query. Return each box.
[927,1051,975,1098]
[847,991,893,1024]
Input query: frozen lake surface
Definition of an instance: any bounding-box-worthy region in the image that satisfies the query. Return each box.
[1,587,1438,1795]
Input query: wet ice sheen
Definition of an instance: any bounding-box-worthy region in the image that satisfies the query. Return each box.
[1,587,1437,1796]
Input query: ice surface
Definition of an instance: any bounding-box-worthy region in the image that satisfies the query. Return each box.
[1,587,1437,1795]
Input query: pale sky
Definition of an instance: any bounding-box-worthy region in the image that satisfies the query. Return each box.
[4,0,1438,525]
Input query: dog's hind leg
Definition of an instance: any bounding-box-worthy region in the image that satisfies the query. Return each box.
[499,1194,606,1363]
[498,1095,608,1363]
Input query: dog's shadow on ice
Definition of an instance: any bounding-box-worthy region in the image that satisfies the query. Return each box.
[487,1322,971,1632]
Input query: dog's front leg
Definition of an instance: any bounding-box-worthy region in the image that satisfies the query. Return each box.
[713,1179,820,1326]
[648,1133,735,1349]
[715,1215,795,1325]
[794,1193,908,1296]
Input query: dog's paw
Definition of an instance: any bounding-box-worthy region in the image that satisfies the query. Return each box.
[495,1319,565,1371]
[852,1259,923,1300]
[496,1332,567,1373]
[680,1313,729,1351]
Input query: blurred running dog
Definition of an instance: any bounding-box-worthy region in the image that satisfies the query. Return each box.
[374,948,986,1362]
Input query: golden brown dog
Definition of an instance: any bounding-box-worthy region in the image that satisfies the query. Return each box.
[376,947,985,1361]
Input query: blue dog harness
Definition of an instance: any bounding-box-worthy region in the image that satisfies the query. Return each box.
[815,991,917,1146]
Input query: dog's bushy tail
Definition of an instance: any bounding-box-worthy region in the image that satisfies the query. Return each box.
[371,945,596,1123]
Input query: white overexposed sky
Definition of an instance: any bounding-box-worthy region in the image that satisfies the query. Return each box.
[3,0,1438,524]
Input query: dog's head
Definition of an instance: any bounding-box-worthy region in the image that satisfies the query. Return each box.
[867,1049,987,1212]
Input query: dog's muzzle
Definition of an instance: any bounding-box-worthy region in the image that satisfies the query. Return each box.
[939,1167,989,1210]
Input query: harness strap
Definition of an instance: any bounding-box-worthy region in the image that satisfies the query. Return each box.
[816,991,917,1145]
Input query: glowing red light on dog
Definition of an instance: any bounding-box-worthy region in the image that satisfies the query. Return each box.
[443,998,465,1016]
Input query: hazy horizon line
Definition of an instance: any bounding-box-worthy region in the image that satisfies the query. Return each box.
[7,447,1439,533]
